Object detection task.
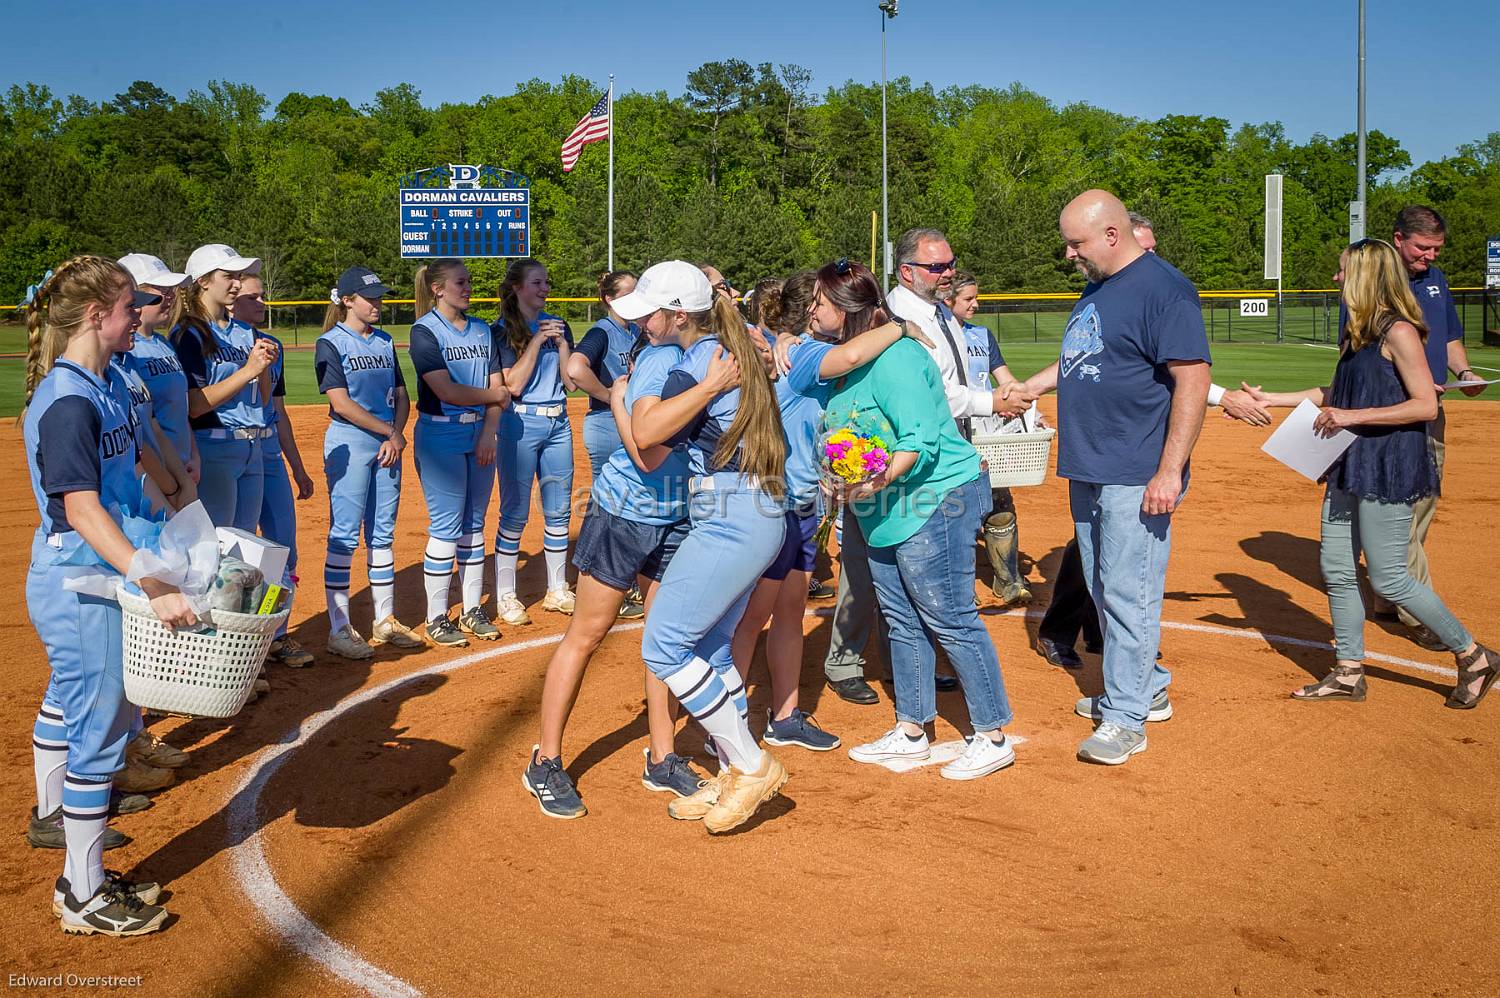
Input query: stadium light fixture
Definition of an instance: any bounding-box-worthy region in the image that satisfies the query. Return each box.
[880,1,899,283]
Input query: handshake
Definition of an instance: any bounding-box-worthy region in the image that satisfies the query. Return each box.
[992,381,1037,418]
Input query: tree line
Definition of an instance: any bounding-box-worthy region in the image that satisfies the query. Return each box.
[2,68,1496,307]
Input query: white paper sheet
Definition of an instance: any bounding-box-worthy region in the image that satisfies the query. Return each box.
[1440,378,1500,390]
[1260,398,1356,482]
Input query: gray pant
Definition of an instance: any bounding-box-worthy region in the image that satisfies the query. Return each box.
[1321,486,1470,661]
[823,506,890,682]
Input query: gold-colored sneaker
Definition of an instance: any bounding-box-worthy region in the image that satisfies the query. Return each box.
[667,770,728,821]
[369,615,425,649]
[541,588,577,615]
[126,730,188,770]
[114,759,175,794]
[703,751,789,834]
[495,593,532,626]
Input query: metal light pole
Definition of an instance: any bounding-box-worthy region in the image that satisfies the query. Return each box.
[1353,0,1367,242]
[879,1,898,284]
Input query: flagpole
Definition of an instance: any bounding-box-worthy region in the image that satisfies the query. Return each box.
[607,75,615,271]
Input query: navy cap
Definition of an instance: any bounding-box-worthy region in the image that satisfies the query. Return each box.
[130,288,163,307]
[334,266,391,301]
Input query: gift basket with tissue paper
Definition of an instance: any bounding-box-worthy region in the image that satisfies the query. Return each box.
[105,502,292,717]
[971,403,1056,489]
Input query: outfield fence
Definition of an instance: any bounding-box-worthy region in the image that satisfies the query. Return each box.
[2,289,1494,349]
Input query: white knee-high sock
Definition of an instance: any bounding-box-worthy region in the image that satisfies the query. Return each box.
[368,547,395,622]
[718,662,750,723]
[62,773,111,901]
[457,533,486,611]
[32,706,68,817]
[662,659,763,774]
[325,550,353,633]
[424,538,458,621]
[543,523,570,592]
[494,527,522,597]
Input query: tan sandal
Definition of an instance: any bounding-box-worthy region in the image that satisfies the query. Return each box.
[1291,665,1366,702]
[1445,643,1500,710]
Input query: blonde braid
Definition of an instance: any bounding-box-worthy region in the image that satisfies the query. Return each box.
[21,256,123,418]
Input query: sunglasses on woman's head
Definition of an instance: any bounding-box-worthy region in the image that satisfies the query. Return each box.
[834,257,852,275]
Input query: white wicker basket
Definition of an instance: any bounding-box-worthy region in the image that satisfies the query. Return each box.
[973,429,1057,488]
[118,587,290,718]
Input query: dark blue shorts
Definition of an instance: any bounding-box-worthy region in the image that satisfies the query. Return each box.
[572,504,689,591]
[763,507,819,581]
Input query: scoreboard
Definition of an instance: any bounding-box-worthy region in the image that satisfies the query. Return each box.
[398,166,532,259]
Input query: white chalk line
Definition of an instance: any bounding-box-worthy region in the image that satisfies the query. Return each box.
[227,609,1452,995]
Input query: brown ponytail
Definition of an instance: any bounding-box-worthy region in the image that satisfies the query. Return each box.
[597,269,637,306]
[497,258,546,356]
[168,278,219,357]
[321,300,347,333]
[688,295,787,499]
[20,255,132,418]
[762,270,816,336]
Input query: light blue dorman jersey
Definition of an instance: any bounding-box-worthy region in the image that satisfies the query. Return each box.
[590,344,690,526]
[24,360,140,537]
[316,324,404,431]
[126,331,191,463]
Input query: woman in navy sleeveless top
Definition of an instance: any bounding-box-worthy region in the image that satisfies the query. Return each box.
[1252,239,1497,708]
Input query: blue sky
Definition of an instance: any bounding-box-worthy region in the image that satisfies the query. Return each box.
[6,1,1494,167]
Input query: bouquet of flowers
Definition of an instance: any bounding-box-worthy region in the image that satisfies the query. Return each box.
[812,408,895,552]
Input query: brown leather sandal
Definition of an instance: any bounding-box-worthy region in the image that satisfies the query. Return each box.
[1445,643,1500,709]
[1292,665,1367,702]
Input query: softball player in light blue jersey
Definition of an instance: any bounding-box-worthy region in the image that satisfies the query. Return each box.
[568,269,639,479]
[616,261,791,834]
[723,275,842,753]
[22,257,195,936]
[950,271,1031,606]
[524,325,710,819]
[492,258,576,624]
[231,273,318,667]
[315,267,423,659]
[171,243,278,531]
[120,254,198,482]
[409,259,511,647]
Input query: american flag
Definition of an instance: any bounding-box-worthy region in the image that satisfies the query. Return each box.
[561,94,610,173]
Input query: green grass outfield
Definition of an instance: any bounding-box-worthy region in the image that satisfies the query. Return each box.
[2,321,1498,417]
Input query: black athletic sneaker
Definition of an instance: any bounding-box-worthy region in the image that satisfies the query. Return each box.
[808,578,836,601]
[641,749,707,797]
[27,807,129,851]
[59,881,169,936]
[522,746,586,819]
[426,615,470,647]
[53,871,162,917]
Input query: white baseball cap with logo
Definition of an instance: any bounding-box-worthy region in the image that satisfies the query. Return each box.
[185,243,262,280]
[610,260,714,321]
[118,253,190,290]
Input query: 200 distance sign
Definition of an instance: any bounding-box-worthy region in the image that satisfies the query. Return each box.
[399,187,531,259]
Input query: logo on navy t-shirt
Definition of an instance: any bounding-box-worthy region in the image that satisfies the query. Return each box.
[1062,303,1104,383]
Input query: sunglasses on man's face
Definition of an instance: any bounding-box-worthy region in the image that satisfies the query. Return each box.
[904,259,957,275]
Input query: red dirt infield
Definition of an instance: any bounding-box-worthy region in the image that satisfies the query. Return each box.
[1,396,1495,996]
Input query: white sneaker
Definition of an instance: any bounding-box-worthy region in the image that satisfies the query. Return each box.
[495,593,531,626]
[940,733,1016,781]
[848,726,930,765]
[1075,688,1173,723]
[541,588,577,615]
[327,625,374,660]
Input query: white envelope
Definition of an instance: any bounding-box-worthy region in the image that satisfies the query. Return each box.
[1260,398,1356,482]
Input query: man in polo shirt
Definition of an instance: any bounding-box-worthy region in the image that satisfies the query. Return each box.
[1023,190,1212,765]
[1359,206,1486,645]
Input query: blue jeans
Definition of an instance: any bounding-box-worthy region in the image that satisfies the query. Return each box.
[1321,487,1470,659]
[497,409,574,552]
[642,479,786,682]
[582,410,622,483]
[866,475,1012,731]
[1069,480,1173,732]
[196,434,265,531]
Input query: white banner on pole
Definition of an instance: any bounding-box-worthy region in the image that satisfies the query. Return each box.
[1264,174,1283,281]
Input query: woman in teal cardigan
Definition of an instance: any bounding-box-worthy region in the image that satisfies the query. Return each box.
[808,260,1016,782]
